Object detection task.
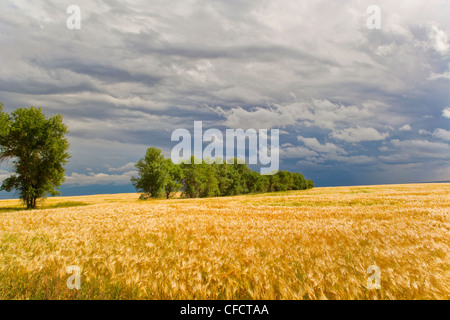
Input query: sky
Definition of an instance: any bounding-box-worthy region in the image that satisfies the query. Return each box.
[0,0,449,198]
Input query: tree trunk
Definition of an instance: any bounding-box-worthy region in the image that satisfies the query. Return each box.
[26,197,37,209]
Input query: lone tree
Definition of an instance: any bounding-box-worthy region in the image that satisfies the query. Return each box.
[0,104,70,209]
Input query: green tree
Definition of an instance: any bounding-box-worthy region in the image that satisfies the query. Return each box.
[180,157,220,198]
[292,172,307,190]
[131,147,168,199]
[0,105,70,209]
[246,170,261,193]
[131,146,315,200]
[165,158,183,199]
[277,170,294,191]
[268,174,281,192]
[0,103,8,138]
[180,157,204,198]
[258,174,270,193]
[199,161,220,197]
[215,162,232,196]
[218,159,250,196]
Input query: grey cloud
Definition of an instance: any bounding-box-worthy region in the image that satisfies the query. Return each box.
[378,139,450,164]
[1,0,449,190]
[33,58,162,86]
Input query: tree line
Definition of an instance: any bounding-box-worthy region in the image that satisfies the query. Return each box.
[131,147,314,199]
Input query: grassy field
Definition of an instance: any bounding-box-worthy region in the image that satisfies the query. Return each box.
[0,184,448,300]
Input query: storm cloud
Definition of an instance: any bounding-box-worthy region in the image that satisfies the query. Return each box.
[0,0,449,195]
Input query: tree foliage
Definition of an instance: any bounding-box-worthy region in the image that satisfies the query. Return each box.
[165,158,183,199]
[0,105,70,209]
[132,147,314,199]
[131,147,168,199]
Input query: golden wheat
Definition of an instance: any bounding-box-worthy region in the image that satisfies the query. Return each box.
[0,184,449,299]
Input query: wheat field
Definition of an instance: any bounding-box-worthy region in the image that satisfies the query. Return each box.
[0,184,449,300]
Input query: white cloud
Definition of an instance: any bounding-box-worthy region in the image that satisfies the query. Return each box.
[280,144,318,159]
[296,153,375,165]
[443,108,450,119]
[391,139,450,153]
[216,99,399,132]
[107,162,136,173]
[327,154,375,165]
[419,129,432,136]
[429,24,449,55]
[297,136,346,154]
[399,124,412,131]
[428,71,450,80]
[64,171,138,186]
[216,106,297,130]
[330,126,389,143]
[433,128,450,141]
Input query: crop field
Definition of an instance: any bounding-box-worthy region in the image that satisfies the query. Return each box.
[0,184,449,300]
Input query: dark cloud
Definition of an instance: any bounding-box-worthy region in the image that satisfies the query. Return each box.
[0,0,449,194]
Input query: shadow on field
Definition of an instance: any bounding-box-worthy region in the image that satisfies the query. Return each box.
[0,207,27,213]
[0,201,90,213]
